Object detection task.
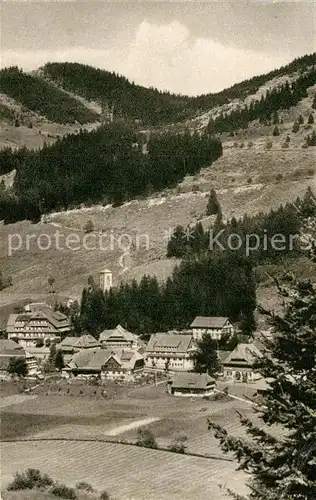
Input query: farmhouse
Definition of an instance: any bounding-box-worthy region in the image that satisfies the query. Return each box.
[221,343,263,382]
[99,324,143,351]
[0,339,38,377]
[56,334,101,362]
[6,303,71,347]
[63,348,144,379]
[168,372,216,397]
[190,316,234,341]
[145,333,195,372]
[101,349,144,379]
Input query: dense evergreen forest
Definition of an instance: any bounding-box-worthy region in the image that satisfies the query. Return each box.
[0,67,98,124]
[0,124,222,223]
[167,188,315,263]
[207,67,316,134]
[76,252,256,337]
[0,54,314,127]
[41,54,316,125]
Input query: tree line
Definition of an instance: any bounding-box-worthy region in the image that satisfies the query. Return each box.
[207,68,316,134]
[42,55,316,124]
[76,252,256,338]
[0,124,222,223]
[166,192,315,263]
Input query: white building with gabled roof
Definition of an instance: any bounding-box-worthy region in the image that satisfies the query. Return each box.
[190,316,234,341]
[145,333,196,372]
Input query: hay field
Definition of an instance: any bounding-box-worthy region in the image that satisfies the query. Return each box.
[1,440,249,500]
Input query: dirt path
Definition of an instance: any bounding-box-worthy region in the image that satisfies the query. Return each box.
[105,417,160,436]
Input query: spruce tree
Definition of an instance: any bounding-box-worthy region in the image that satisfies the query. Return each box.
[208,272,316,499]
[292,121,300,133]
[55,349,64,371]
[272,111,279,125]
[307,113,314,124]
[206,188,221,216]
[272,126,280,136]
[298,114,304,125]
[191,334,220,376]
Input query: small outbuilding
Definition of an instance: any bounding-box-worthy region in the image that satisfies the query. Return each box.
[168,372,215,397]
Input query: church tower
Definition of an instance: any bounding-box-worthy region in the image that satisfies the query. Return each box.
[99,268,113,293]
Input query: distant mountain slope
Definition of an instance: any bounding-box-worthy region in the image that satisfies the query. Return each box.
[0,67,99,124]
[41,53,316,125]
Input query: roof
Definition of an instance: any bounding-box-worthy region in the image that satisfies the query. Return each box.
[0,338,25,357]
[99,324,138,343]
[6,304,71,335]
[171,372,215,390]
[190,316,230,329]
[65,348,143,372]
[100,268,112,274]
[60,336,80,347]
[146,334,193,353]
[74,334,101,349]
[223,343,263,367]
[0,339,26,370]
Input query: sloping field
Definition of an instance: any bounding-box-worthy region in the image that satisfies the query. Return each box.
[1,440,249,500]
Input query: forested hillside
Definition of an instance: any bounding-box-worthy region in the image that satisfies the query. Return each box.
[0,124,222,223]
[207,67,316,134]
[0,67,98,124]
[41,53,316,125]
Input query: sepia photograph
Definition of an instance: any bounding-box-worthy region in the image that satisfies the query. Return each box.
[0,1,316,499]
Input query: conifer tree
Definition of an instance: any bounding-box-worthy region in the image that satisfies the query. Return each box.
[272,111,279,125]
[208,271,316,499]
[191,334,220,376]
[298,114,304,125]
[292,121,300,133]
[272,126,280,136]
[307,113,314,124]
[206,188,221,216]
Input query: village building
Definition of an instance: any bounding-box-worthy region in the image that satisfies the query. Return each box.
[145,333,196,372]
[167,372,216,397]
[190,316,234,341]
[6,303,71,348]
[99,324,144,351]
[0,339,38,378]
[55,334,101,362]
[221,343,263,382]
[62,347,144,380]
[101,349,144,380]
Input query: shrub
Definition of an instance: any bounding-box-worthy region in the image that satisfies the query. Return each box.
[100,491,111,500]
[7,469,53,491]
[265,141,273,149]
[239,142,245,148]
[276,173,283,181]
[76,481,94,492]
[83,219,94,233]
[247,141,253,148]
[282,142,289,149]
[136,428,157,449]
[247,177,252,184]
[51,484,77,499]
[168,434,187,454]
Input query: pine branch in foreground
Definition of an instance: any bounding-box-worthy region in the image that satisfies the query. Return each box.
[208,251,316,499]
